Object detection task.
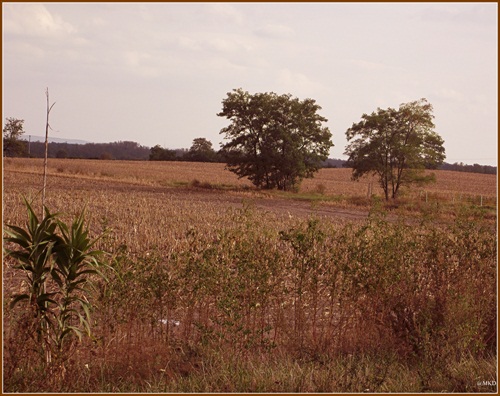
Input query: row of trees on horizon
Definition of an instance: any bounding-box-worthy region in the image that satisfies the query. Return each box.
[3,86,497,188]
[4,133,496,176]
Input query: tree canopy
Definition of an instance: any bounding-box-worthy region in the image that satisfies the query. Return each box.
[344,98,445,200]
[149,144,177,161]
[3,117,28,157]
[218,88,333,191]
[185,138,218,162]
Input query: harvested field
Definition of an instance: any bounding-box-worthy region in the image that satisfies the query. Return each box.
[2,158,497,393]
[4,157,497,198]
[4,158,496,227]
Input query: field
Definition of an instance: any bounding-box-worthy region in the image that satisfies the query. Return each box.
[3,158,498,392]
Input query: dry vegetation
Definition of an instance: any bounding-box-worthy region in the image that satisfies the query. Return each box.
[3,158,497,392]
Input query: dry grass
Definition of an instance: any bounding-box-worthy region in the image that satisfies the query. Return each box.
[4,157,496,197]
[2,158,497,393]
[301,167,497,197]
[2,158,252,189]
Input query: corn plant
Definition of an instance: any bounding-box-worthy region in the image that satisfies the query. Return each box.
[4,198,60,364]
[4,198,106,369]
[51,209,106,355]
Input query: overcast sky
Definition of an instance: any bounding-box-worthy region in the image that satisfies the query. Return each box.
[3,2,498,165]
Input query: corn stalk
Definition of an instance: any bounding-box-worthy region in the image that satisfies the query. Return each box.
[42,88,56,213]
[4,198,107,369]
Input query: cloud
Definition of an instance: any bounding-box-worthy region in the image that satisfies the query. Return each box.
[419,3,497,26]
[348,59,387,71]
[207,37,241,53]
[254,24,295,39]
[205,3,244,25]
[177,36,202,51]
[431,88,465,102]
[207,36,255,53]
[276,68,325,97]
[347,58,410,75]
[3,3,76,37]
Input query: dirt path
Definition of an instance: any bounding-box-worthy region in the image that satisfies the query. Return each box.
[249,197,369,220]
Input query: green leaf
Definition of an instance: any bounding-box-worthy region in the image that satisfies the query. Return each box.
[37,292,58,307]
[51,270,63,288]
[9,293,30,309]
[4,224,32,242]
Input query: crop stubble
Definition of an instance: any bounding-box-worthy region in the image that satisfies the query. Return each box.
[2,158,497,392]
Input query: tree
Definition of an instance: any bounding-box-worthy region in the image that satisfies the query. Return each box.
[218,88,333,191]
[185,137,217,162]
[344,98,445,200]
[149,144,177,161]
[3,117,28,157]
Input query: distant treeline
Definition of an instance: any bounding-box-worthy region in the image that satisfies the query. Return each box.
[9,139,497,174]
[438,162,497,175]
[24,140,151,160]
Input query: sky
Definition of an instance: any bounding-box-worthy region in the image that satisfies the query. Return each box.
[2,2,498,166]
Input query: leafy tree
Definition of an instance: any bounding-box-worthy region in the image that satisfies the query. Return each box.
[3,117,28,157]
[149,144,177,161]
[185,137,217,162]
[218,88,333,191]
[344,98,445,200]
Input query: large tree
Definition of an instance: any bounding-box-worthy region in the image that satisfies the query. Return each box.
[185,137,217,162]
[344,98,445,200]
[3,117,28,157]
[218,88,333,191]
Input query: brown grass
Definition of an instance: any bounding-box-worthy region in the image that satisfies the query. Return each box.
[2,158,497,392]
[4,157,497,196]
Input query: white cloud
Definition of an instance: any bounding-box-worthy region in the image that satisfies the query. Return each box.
[205,3,244,25]
[206,57,249,75]
[177,36,201,51]
[122,50,170,79]
[432,88,465,102]
[3,3,76,37]
[254,24,295,39]
[207,37,240,53]
[347,58,410,75]
[419,3,497,26]
[276,68,325,97]
[206,36,254,53]
[90,16,107,27]
[348,59,387,71]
